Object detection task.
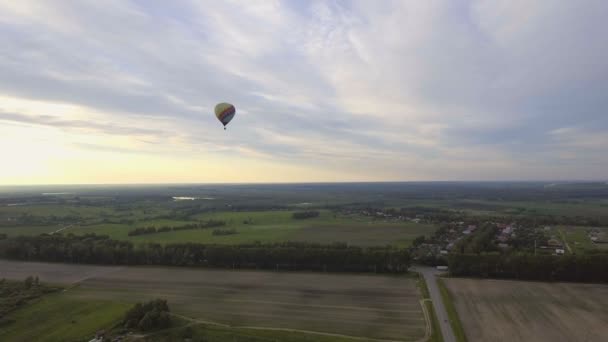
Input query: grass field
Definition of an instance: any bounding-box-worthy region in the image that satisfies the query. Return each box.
[443,278,608,342]
[1,209,438,247]
[557,226,608,253]
[0,260,428,341]
[149,320,361,342]
[0,294,129,342]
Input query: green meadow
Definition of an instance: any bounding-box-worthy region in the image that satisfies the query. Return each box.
[1,207,438,247]
[0,293,129,342]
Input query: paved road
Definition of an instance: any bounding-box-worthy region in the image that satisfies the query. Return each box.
[412,266,456,342]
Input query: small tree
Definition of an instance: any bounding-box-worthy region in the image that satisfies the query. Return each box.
[412,235,426,247]
[24,276,34,289]
[137,313,154,331]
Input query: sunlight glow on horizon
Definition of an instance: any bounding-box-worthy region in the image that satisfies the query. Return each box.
[1,1,607,184]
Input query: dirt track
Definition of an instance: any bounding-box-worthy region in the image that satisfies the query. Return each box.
[444,278,608,342]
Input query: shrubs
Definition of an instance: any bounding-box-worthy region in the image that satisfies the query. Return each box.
[124,299,171,332]
[0,276,59,323]
[127,220,226,236]
[212,228,237,236]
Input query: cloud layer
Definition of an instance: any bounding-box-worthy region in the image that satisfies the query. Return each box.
[1,0,607,183]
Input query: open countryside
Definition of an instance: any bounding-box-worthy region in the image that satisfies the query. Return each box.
[443,278,608,342]
[0,260,427,342]
[1,183,608,341]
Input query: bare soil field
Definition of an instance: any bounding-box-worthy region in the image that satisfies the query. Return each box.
[444,278,608,342]
[0,260,426,341]
[0,259,124,284]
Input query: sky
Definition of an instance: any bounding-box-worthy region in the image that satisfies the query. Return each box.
[0,0,607,184]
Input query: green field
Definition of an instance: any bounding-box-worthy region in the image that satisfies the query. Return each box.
[148,321,360,342]
[444,199,608,219]
[0,294,129,342]
[1,208,437,247]
[556,225,608,253]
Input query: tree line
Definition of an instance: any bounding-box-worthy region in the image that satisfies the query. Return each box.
[212,228,237,236]
[127,220,225,236]
[448,252,608,283]
[292,211,320,219]
[0,234,411,273]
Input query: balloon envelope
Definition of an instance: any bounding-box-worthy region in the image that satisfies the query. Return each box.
[215,103,236,127]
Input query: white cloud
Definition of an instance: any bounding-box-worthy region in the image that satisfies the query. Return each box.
[0,0,606,183]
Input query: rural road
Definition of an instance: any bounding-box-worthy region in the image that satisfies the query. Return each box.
[412,266,456,342]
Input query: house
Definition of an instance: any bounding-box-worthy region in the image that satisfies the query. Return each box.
[547,238,562,247]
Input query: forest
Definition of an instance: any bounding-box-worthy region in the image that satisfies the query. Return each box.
[448,252,608,282]
[0,234,411,273]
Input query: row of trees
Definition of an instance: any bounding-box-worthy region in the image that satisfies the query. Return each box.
[448,253,608,283]
[292,211,320,219]
[127,220,226,236]
[212,228,237,236]
[0,234,411,273]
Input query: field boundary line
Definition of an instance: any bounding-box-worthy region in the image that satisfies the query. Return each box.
[63,266,126,291]
[169,312,409,342]
[416,299,432,342]
[559,228,573,253]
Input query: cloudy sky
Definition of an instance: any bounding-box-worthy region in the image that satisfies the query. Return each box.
[0,0,606,184]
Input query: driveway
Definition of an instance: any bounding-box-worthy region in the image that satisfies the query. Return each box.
[412,266,456,342]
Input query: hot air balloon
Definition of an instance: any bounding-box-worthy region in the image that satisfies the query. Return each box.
[215,102,236,130]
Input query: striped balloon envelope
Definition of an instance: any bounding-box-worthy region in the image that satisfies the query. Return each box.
[214,103,236,130]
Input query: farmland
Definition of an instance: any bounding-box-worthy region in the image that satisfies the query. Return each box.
[2,182,608,251]
[0,260,428,341]
[1,205,438,247]
[443,278,608,342]
[0,295,129,342]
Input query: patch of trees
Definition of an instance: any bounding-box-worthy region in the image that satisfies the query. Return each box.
[292,211,320,219]
[123,299,171,331]
[212,228,237,236]
[448,252,608,283]
[127,220,226,236]
[0,234,411,273]
[454,224,499,254]
[0,276,60,326]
